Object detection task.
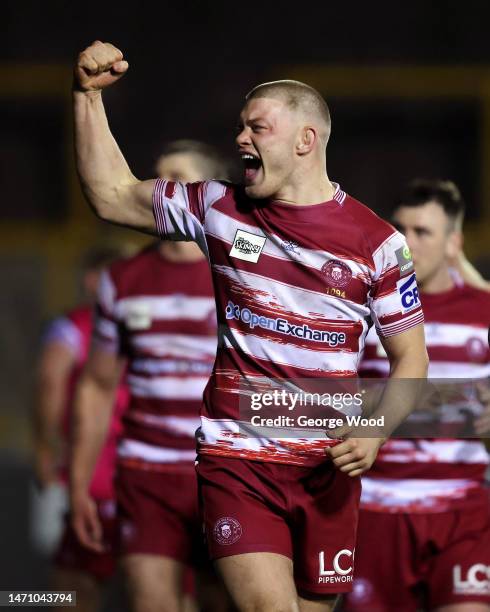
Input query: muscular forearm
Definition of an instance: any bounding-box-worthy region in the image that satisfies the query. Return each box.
[73,90,137,223]
[70,374,115,495]
[368,351,428,437]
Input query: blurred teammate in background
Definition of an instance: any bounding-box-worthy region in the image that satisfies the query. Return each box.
[344,179,490,612]
[70,141,232,612]
[71,41,428,612]
[33,247,129,612]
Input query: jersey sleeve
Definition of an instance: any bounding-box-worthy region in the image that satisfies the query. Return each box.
[152,179,227,255]
[42,316,82,357]
[368,231,424,338]
[92,268,121,354]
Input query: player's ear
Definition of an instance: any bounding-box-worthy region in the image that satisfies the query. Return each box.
[296,127,316,156]
[446,230,463,259]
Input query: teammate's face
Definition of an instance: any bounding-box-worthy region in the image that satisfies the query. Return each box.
[236,97,299,199]
[392,202,460,286]
[155,153,206,182]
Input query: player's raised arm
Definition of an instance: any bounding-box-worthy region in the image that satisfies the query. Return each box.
[73,41,156,232]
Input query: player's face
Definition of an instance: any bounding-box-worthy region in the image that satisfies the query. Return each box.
[155,153,206,182]
[236,97,299,199]
[392,202,458,285]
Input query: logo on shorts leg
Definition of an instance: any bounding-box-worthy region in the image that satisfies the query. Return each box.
[453,564,490,594]
[213,517,242,545]
[318,549,354,584]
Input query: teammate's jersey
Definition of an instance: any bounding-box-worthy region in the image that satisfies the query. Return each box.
[93,245,217,469]
[43,306,129,499]
[151,179,424,466]
[359,283,490,513]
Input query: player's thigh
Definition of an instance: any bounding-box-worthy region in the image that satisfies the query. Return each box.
[195,564,233,612]
[120,553,185,612]
[297,593,339,612]
[215,551,299,612]
[52,568,101,612]
[433,604,490,612]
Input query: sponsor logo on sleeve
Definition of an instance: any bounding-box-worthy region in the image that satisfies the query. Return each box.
[395,245,414,277]
[396,273,420,314]
[229,229,267,263]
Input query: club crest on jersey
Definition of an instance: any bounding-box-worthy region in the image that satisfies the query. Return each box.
[229,229,266,263]
[322,260,352,288]
[396,273,420,314]
[213,517,242,545]
[395,245,414,277]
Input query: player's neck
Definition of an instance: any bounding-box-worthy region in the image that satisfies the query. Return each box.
[157,241,205,263]
[272,171,335,207]
[418,265,454,294]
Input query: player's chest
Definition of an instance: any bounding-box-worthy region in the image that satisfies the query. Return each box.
[207,217,371,307]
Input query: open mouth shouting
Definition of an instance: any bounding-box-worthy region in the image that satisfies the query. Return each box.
[240,152,263,185]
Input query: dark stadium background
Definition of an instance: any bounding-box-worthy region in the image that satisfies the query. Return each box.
[1,0,490,604]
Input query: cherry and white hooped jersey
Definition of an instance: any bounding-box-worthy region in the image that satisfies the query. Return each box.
[93,245,217,469]
[360,284,490,513]
[151,179,424,466]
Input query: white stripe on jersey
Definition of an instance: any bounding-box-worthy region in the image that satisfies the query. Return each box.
[429,362,490,377]
[223,329,358,373]
[130,333,217,359]
[360,477,480,510]
[380,439,489,464]
[118,439,196,463]
[424,322,488,346]
[206,208,371,277]
[132,357,213,375]
[378,311,425,337]
[126,374,208,399]
[214,264,370,322]
[371,231,405,279]
[114,295,215,321]
[198,416,328,457]
[127,412,201,436]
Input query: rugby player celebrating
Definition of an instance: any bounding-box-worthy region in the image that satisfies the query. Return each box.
[73,41,428,612]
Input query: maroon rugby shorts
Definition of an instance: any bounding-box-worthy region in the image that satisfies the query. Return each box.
[343,492,490,611]
[116,463,205,566]
[196,454,361,596]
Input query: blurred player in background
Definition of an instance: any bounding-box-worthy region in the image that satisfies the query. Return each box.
[33,247,129,612]
[70,141,232,612]
[344,179,490,612]
[71,41,428,612]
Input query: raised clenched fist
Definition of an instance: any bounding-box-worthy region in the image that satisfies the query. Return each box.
[74,41,128,92]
